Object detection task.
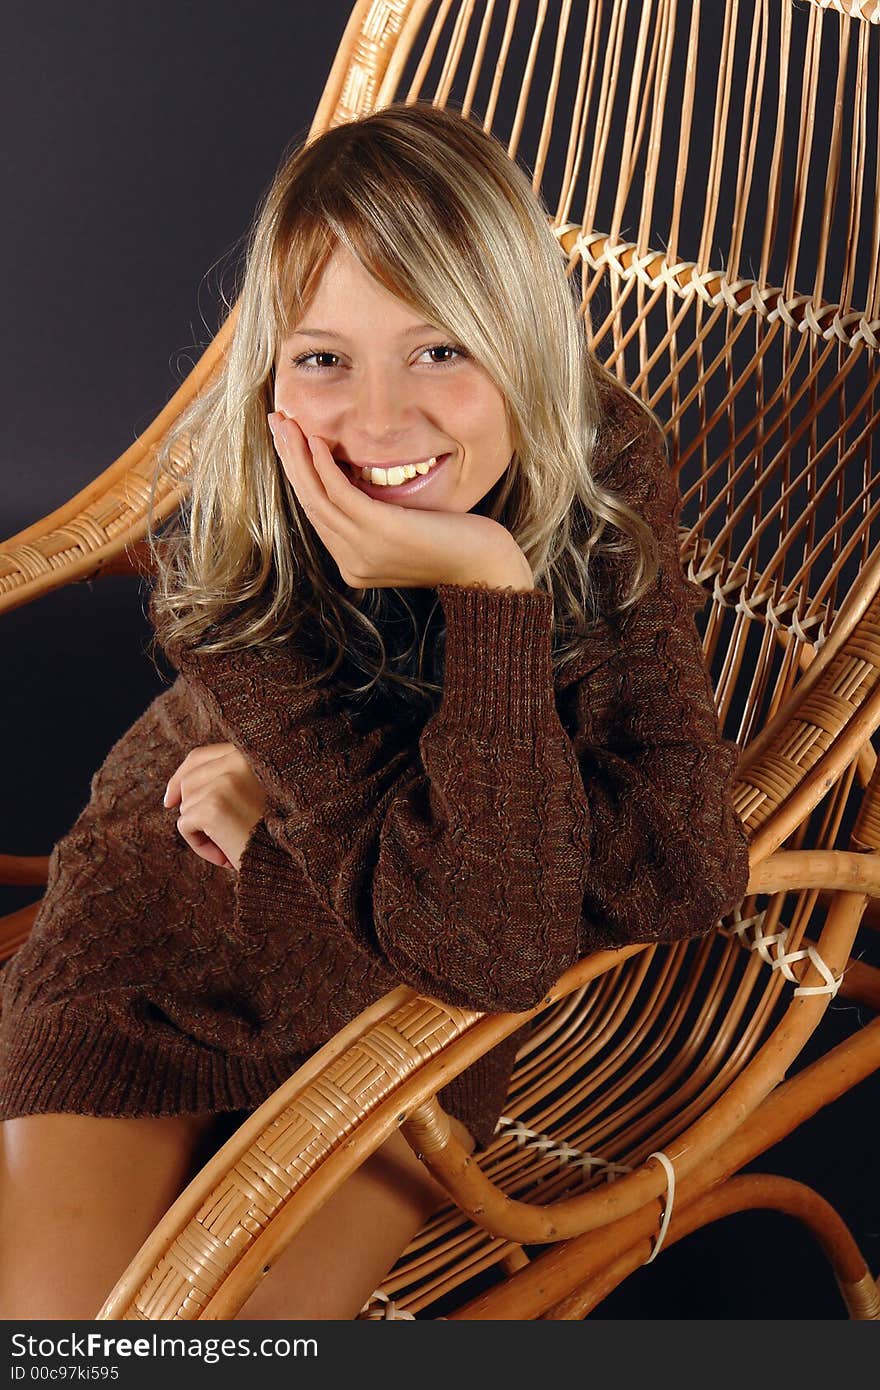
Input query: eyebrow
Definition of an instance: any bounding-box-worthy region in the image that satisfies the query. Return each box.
[290,322,441,339]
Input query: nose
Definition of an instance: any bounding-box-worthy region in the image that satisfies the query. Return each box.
[350,365,420,447]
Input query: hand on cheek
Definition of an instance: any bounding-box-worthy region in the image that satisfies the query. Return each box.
[267,412,531,591]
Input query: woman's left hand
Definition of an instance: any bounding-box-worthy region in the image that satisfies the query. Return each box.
[164,743,268,873]
[268,411,531,590]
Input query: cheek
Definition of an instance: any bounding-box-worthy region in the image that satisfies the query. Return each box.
[273,376,328,423]
[473,402,513,457]
[443,379,508,438]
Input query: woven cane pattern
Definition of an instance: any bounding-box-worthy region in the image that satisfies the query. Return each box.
[720,907,842,997]
[562,227,880,353]
[0,450,184,597]
[325,1,413,128]
[808,1,880,23]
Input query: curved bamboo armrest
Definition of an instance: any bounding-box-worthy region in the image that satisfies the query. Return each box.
[0,337,228,618]
[732,543,880,864]
[0,854,50,887]
[382,848,872,1245]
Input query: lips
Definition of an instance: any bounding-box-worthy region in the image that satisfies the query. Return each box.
[346,451,452,499]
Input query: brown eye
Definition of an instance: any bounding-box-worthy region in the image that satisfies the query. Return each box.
[291,351,339,371]
[422,345,467,366]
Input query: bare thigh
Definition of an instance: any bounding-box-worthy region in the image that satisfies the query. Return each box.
[234,1114,477,1321]
[0,1108,475,1322]
[0,1110,223,1320]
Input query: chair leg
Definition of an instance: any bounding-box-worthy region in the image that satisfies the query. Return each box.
[538,1174,880,1320]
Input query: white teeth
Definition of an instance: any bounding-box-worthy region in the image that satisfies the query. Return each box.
[359,455,440,486]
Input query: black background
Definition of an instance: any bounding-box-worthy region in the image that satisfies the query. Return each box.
[2,1,877,1320]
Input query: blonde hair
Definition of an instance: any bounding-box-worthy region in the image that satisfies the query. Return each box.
[147,100,662,716]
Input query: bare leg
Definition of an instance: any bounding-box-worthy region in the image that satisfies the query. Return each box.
[235,1115,477,1320]
[0,1110,225,1320]
[0,1108,475,1322]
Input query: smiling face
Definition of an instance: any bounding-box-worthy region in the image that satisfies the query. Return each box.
[273,244,514,511]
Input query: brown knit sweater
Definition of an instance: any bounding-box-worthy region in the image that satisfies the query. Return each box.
[0,383,751,1152]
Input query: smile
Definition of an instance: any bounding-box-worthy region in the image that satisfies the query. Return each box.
[335,451,453,498]
[340,455,443,485]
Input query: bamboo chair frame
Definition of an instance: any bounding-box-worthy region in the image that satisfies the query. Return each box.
[2,0,880,1320]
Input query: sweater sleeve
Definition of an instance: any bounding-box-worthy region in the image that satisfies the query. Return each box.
[175,411,749,1019]
[564,413,752,958]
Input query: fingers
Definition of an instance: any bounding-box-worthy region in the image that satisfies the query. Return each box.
[267,413,369,532]
[268,413,406,586]
[172,777,241,869]
[174,817,229,868]
[163,743,238,809]
[163,743,265,874]
[268,413,320,512]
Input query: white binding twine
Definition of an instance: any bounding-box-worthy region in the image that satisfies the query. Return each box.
[721,907,843,996]
[643,1151,677,1263]
[491,1118,676,1262]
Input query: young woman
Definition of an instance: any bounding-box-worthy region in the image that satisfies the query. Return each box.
[0,101,750,1320]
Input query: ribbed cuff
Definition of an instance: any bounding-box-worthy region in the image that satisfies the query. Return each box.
[0,1001,305,1120]
[434,583,556,738]
[233,816,298,943]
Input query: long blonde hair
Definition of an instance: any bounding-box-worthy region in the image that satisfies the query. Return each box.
[147,100,663,717]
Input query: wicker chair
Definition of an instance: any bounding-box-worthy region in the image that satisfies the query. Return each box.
[2,0,880,1320]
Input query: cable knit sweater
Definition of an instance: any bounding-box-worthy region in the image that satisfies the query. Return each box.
[0,382,751,1152]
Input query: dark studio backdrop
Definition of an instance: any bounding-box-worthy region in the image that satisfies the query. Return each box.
[1,1,877,1320]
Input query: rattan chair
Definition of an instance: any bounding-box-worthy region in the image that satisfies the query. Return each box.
[2,0,880,1320]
